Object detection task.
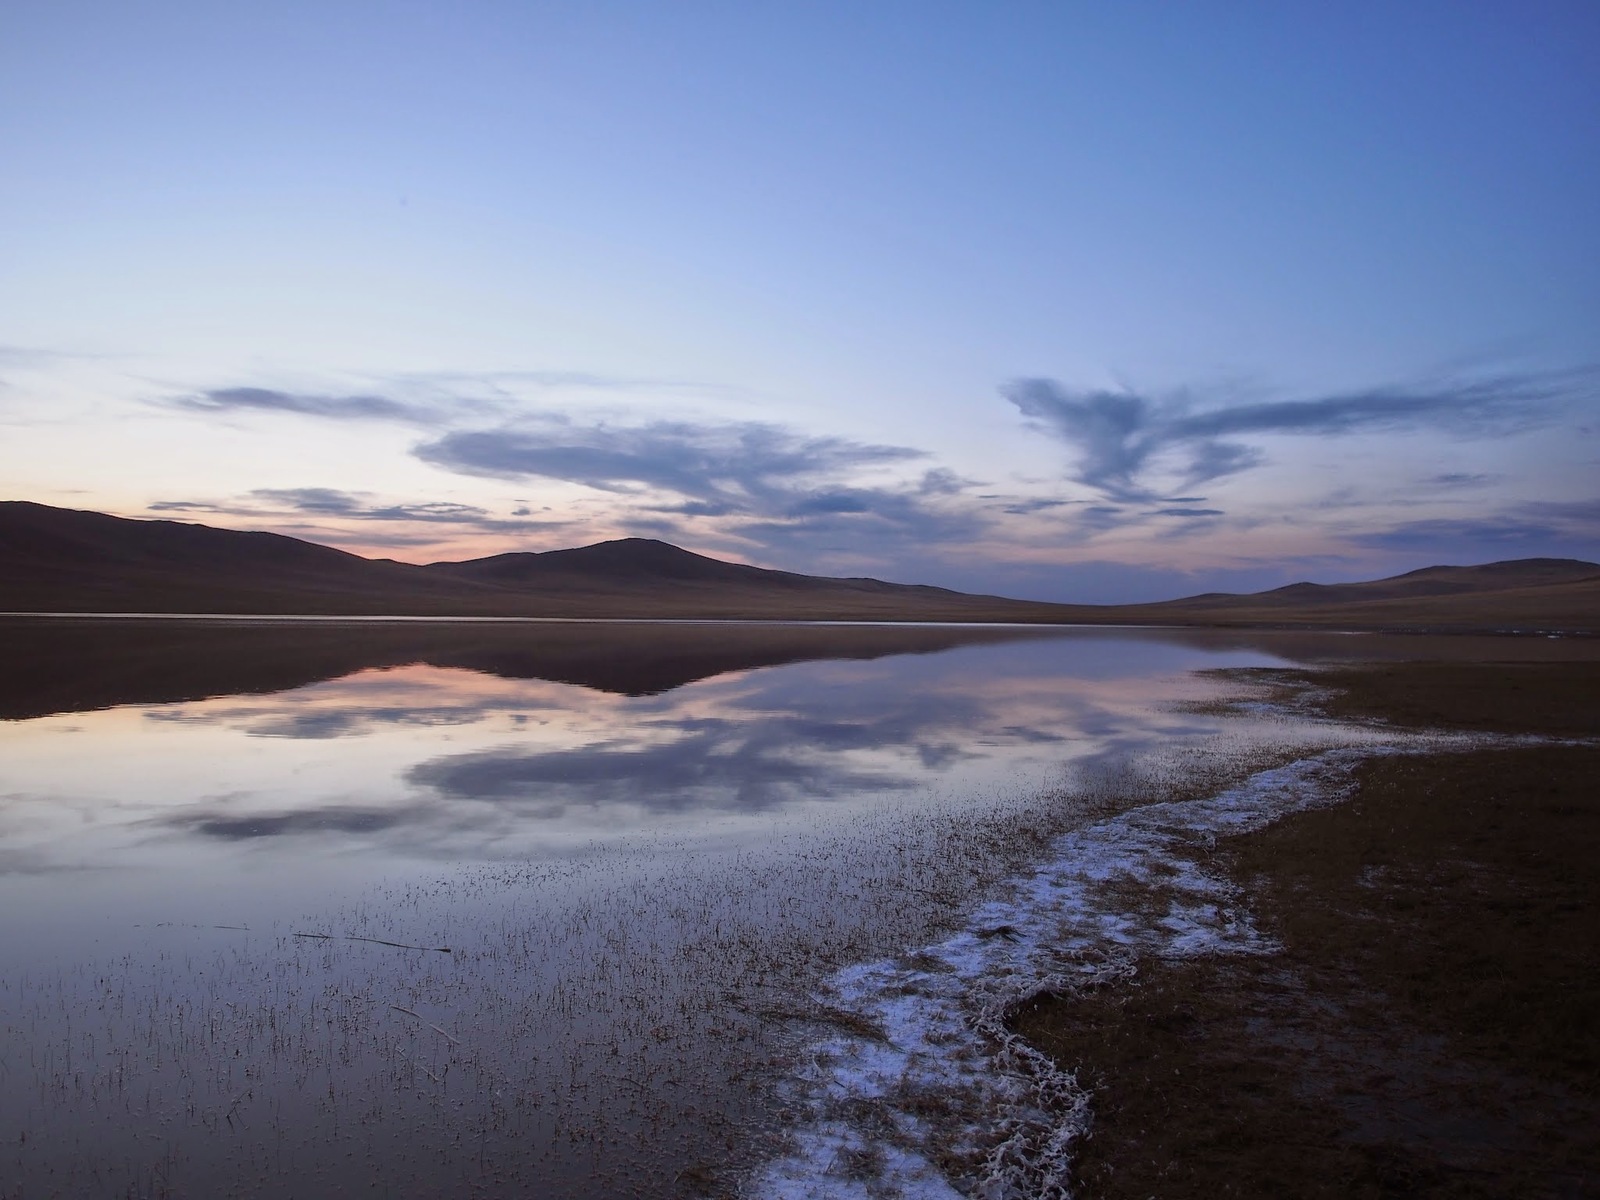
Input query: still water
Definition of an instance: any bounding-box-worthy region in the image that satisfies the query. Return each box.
[0,617,1426,1197]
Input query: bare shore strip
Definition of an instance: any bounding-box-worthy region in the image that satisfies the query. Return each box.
[751,658,1599,1199]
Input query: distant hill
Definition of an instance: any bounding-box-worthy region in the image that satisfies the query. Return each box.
[1,501,1596,630]
[422,536,989,606]
[1134,559,1600,630]
[0,501,1066,621]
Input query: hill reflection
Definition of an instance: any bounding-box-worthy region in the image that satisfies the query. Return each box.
[134,654,1130,851]
[0,616,1076,719]
[1,627,1274,874]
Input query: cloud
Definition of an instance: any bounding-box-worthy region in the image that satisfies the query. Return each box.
[998,498,1077,516]
[148,487,565,535]
[0,344,110,367]
[172,807,412,840]
[250,488,513,526]
[405,688,1004,816]
[1005,371,1575,502]
[723,502,987,569]
[415,419,922,504]
[173,386,438,423]
[1523,497,1600,526]
[1349,496,1600,559]
[412,417,981,564]
[146,703,490,739]
[407,367,729,395]
[406,728,918,816]
[143,675,1078,855]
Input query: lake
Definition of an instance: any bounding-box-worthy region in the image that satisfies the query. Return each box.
[0,617,1511,1198]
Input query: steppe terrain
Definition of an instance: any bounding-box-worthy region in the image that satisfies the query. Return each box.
[4,500,1597,630]
[1015,657,1600,1198]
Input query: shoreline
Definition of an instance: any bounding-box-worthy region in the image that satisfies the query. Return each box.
[751,716,1434,1196]
[749,656,1599,1199]
[1012,659,1600,1198]
[5,610,1598,638]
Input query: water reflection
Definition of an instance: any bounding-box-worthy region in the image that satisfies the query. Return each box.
[0,616,1081,718]
[10,614,1569,723]
[2,619,1565,1199]
[2,629,1264,879]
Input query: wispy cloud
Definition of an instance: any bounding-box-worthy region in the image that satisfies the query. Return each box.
[412,417,998,569]
[172,387,440,424]
[405,367,736,395]
[149,488,564,535]
[1350,496,1600,559]
[169,368,745,429]
[993,497,1077,516]
[416,419,922,501]
[1005,371,1576,502]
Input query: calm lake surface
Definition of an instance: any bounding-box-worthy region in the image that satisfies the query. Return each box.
[0,617,1527,1198]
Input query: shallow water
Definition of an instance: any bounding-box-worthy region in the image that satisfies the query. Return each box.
[0,618,1536,1197]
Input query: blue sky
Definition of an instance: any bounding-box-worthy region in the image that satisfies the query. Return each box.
[2,1,1596,601]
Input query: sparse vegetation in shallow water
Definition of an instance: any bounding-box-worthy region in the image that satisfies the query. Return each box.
[11,636,1577,1198]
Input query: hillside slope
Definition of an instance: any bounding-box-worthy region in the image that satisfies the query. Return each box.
[0,502,1068,621]
[2,502,1595,630]
[1136,560,1600,630]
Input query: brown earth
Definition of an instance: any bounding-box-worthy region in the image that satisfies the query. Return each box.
[1011,659,1600,1199]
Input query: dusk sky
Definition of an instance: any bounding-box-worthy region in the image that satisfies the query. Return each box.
[3,1,1596,601]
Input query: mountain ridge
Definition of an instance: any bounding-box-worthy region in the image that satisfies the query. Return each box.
[2,501,1595,630]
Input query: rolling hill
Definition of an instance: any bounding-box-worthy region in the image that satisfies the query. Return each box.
[0,501,1067,621]
[1,500,1596,630]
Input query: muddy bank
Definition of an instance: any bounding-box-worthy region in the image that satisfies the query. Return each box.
[1011,660,1600,1199]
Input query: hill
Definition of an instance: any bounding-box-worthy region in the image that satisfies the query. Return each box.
[0,501,1067,621]
[1,501,1595,631]
[1130,559,1600,630]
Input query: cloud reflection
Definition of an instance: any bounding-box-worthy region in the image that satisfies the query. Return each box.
[407,723,919,816]
[3,626,1357,867]
[178,807,411,840]
[119,658,1124,854]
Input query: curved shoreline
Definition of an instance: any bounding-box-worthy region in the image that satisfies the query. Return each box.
[752,655,1600,1198]
[754,734,1453,1198]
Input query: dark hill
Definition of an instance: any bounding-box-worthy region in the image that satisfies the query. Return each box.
[1137,558,1600,630]
[428,537,823,587]
[0,502,1062,621]
[1,501,1595,630]
[1166,558,1600,609]
[425,537,968,600]
[0,501,497,615]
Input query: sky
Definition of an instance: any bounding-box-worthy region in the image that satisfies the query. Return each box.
[2,1,1596,602]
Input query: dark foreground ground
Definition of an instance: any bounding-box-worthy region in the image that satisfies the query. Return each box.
[1012,659,1600,1199]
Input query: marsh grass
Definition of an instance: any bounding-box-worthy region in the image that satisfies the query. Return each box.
[0,770,1132,1198]
[1,646,1447,1200]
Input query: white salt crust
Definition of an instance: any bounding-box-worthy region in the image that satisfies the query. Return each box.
[753,744,1432,1200]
